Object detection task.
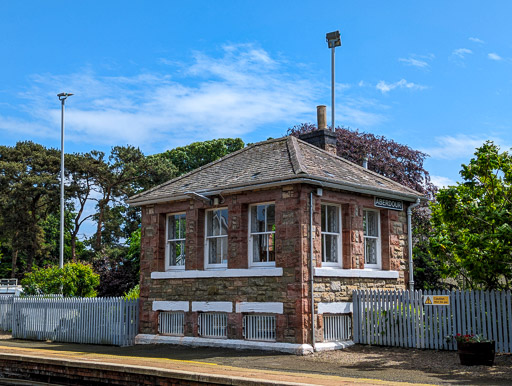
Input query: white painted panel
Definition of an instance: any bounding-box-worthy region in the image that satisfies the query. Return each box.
[135,334,314,355]
[318,302,352,314]
[235,302,283,314]
[192,301,233,313]
[152,301,189,312]
[152,268,283,279]
[314,268,399,279]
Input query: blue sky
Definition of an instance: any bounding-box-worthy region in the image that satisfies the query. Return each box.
[1,1,512,188]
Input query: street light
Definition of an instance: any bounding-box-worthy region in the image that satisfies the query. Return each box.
[326,31,341,131]
[57,92,73,269]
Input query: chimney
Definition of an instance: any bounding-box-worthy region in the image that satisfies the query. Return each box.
[298,105,338,156]
[362,155,369,169]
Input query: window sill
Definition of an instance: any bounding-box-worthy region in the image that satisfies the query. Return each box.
[314,268,399,279]
[151,267,283,279]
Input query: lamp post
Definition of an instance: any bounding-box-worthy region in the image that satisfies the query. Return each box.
[326,31,341,131]
[57,92,73,269]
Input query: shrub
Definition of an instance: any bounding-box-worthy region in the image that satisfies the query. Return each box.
[21,262,99,297]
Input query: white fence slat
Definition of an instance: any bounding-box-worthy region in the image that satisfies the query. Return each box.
[506,290,512,353]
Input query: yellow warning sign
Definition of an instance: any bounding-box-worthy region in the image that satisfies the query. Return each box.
[423,295,450,305]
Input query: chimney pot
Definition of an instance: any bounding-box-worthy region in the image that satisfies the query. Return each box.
[317,105,327,130]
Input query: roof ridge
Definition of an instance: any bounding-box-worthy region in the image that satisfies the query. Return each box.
[128,136,289,202]
[295,137,421,196]
[286,136,307,175]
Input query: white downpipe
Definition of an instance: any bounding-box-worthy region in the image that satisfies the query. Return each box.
[309,191,316,351]
[407,198,421,291]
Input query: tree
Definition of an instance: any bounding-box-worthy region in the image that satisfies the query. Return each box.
[91,146,176,251]
[0,142,61,276]
[158,138,245,175]
[65,152,104,261]
[429,141,512,291]
[21,262,99,297]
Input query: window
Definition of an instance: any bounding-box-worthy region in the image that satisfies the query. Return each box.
[321,204,342,266]
[363,209,381,269]
[205,208,228,268]
[249,203,275,266]
[166,213,186,270]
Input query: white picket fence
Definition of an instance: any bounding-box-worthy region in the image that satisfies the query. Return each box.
[0,296,138,346]
[353,290,512,353]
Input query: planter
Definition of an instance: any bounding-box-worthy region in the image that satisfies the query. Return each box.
[457,341,495,366]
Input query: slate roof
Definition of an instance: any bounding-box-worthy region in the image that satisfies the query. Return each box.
[127,136,423,206]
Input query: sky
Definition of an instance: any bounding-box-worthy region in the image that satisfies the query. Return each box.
[1,1,512,189]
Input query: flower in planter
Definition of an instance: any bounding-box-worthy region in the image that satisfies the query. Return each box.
[445,334,495,366]
[448,334,492,344]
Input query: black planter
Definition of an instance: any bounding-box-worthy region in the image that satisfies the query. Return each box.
[457,341,495,366]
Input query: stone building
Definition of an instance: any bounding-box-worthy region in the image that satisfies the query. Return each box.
[128,111,423,354]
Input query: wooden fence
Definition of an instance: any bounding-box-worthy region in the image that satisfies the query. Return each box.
[353,290,512,353]
[1,296,138,346]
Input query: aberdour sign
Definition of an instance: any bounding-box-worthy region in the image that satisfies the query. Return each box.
[374,197,403,211]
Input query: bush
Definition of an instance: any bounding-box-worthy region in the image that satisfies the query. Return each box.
[21,262,99,297]
[123,284,139,300]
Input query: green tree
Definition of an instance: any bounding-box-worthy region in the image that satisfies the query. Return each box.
[0,142,60,276]
[91,146,176,251]
[429,141,512,290]
[65,152,104,261]
[158,138,244,175]
[21,262,99,297]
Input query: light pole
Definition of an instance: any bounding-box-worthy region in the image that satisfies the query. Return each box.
[57,92,73,269]
[326,31,341,131]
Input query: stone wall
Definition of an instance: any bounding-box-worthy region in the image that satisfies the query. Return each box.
[140,184,311,344]
[139,182,410,346]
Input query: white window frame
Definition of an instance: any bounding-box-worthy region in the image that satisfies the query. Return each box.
[363,209,381,269]
[204,208,229,269]
[248,202,276,268]
[320,203,342,268]
[166,213,186,271]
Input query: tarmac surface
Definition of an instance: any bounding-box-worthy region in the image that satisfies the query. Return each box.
[0,333,510,385]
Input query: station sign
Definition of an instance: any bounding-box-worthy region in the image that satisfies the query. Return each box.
[423,295,450,306]
[374,197,403,211]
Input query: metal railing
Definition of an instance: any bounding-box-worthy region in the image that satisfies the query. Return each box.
[242,314,276,342]
[198,312,227,338]
[323,314,352,342]
[158,311,184,336]
[5,296,139,346]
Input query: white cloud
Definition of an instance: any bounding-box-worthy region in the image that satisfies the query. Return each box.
[376,79,426,94]
[0,45,326,149]
[488,53,502,61]
[422,134,508,160]
[430,175,457,188]
[398,57,429,68]
[469,37,485,44]
[452,48,473,59]
[0,44,401,150]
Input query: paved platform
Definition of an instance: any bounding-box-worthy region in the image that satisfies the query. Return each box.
[0,337,429,385]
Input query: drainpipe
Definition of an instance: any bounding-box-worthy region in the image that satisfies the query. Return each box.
[309,191,316,351]
[407,198,421,292]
